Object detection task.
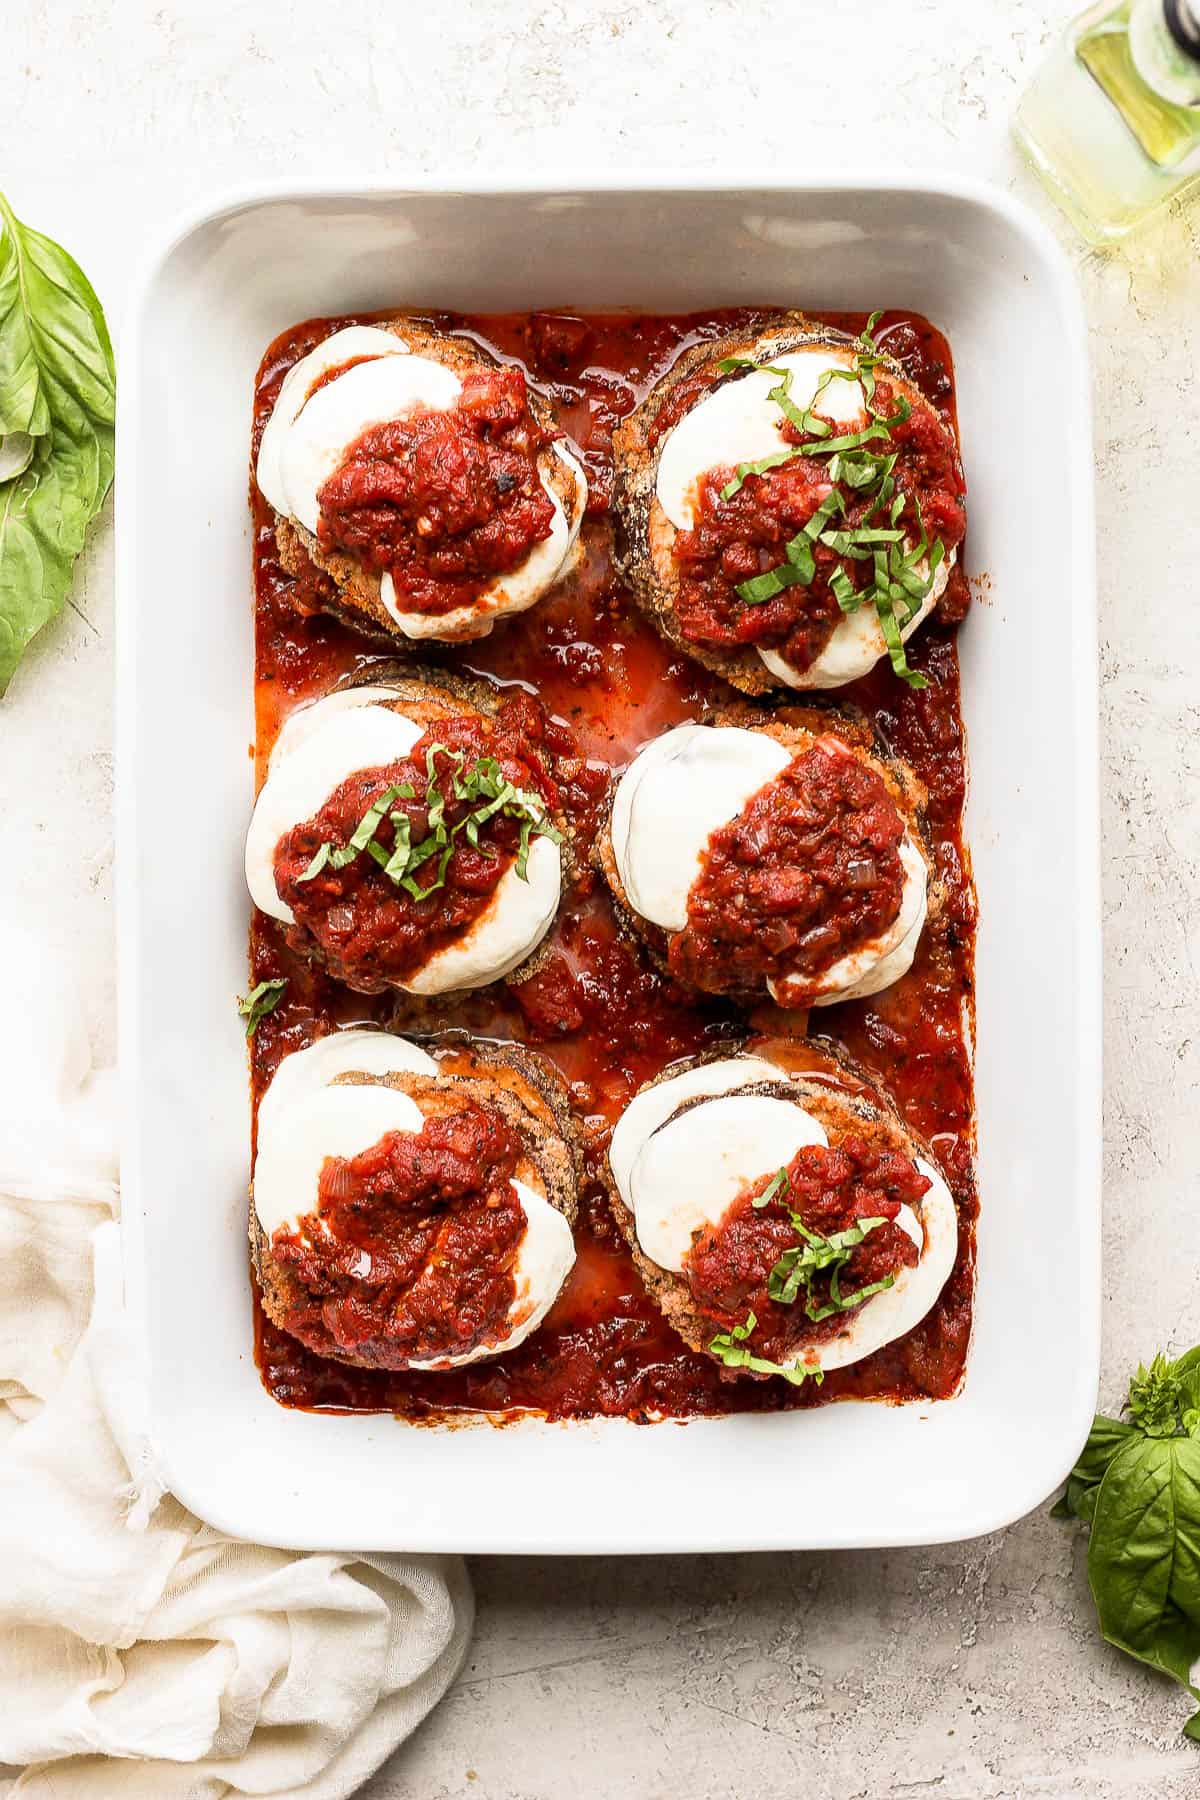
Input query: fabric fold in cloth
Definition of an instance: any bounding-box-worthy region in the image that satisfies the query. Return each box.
[0,924,472,1797]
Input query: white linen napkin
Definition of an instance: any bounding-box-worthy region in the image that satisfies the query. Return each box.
[0,925,472,1797]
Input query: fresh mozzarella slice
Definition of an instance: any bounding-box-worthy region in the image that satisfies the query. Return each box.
[628,1093,828,1272]
[408,1180,576,1369]
[280,354,463,535]
[268,684,411,773]
[778,831,929,1008]
[254,1079,425,1241]
[610,725,790,932]
[810,1159,957,1372]
[378,442,588,639]
[402,832,561,996]
[756,550,956,691]
[656,348,866,531]
[256,1029,437,1146]
[608,1055,784,1205]
[245,705,425,924]
[256,326,409,515]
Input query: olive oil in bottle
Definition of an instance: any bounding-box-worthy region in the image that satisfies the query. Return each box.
[1014,0,1200,241]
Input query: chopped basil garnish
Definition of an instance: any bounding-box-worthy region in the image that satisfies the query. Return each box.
[767,1213,895,1320]
[237,977,287,1038]
[707,1311,824,1387]
[752,1167,790,1210]
[294,746,561,903]
[715,322,944,688]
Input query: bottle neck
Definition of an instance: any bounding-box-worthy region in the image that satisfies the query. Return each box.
[1164,0,1200,60]
[1129,0,1200,107]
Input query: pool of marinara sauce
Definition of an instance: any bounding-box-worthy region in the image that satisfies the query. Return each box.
[248,308,977,1421]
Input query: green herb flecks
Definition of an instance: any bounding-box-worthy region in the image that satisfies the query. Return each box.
[752,1167,790,1210]
[707,1311,824,1387]
[237,978,287,1038]
[767,1210,895,1321]
[715,326,941,689]
[746,1164,897,1322]
[294,746,561,903]
[1053,1346,1200,1743]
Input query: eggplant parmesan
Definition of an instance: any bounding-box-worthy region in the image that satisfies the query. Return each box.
[598,709,933,1009]
[607,1049,956,1383]
[250,306,977,1422]
[251,1029,579,1371]
[256,320,587,643]
[612,311,967,693]
[245,668,566,996]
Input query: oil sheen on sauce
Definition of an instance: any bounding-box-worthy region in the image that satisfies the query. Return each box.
[248,308,978,1422]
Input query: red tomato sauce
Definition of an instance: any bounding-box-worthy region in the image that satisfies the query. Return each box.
[268,1104,525,1366]
[317,367,556,613]
[249,307,978,1421]
[670,741,907,1002]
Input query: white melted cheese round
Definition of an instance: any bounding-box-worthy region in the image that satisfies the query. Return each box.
[255,1027,437,1146]
[653,348,955,689]
[610,725,790,933]
[610,724,924,1005]
[257,335,587,639]
[244,687,561,992]
[607,1054,784,1204]
[607,1058,957,1374]
[253,1050,576,1370]
[256,326,410,518]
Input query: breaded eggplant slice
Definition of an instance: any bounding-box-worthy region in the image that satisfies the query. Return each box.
[265,318,586,644]
[594,701,940,1008]
[611,311,959,694]
[251,1038,580,1373]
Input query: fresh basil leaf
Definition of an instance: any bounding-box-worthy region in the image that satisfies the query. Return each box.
[721,447,804,501]
[0,193,114,694]
[297,842,333,883]
[1087,1434,1200,1739]
[753,1168,789,1210]
[1052,1414,1138,1521]
[236,978,287,1038]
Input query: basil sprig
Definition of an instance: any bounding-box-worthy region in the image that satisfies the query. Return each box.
[296,745,561,901]
[1054,1347,1200,1741]
[707,1311,824,1387]
[0,192,115,695]
[712,316,943,690]
[237,978,287,1038]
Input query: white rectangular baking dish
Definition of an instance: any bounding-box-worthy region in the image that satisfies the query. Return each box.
[116,174,1099,1553]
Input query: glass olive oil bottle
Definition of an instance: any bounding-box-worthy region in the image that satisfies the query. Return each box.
[1014,0,1200,241]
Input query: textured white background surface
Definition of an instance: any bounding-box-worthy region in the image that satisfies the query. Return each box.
[3,1,1199,1795]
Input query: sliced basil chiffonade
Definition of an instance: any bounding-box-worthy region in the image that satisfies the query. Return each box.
[295,743,561,902]
[706,1165,899,1377]
[712,315,946,689]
